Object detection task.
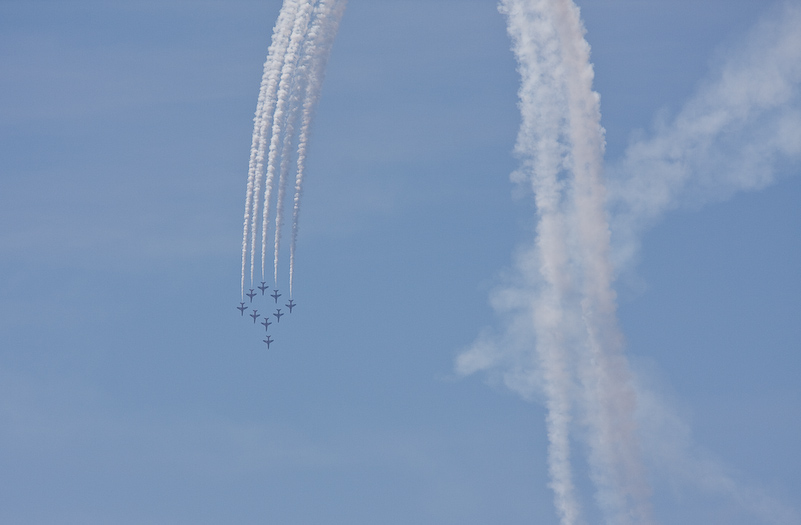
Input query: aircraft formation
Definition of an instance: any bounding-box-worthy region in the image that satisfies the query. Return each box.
[237,282,296,349]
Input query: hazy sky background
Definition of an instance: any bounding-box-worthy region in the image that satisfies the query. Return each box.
[1,1,799,523]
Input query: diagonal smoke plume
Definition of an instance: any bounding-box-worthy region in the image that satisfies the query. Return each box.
[606,1,801,278]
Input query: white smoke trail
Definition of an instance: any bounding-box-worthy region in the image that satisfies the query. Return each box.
[498,1,581,523]
[495,0,655,521]
[272,67,305,290]
[466,0,653,522]
[547,1,653,522]
[241,1,298,296]
[272,104,299,293]
[508,0,653,521]
[259,0,315,285]
[289,0,348,298]
[242,0,346,297]
[273,0,330,296]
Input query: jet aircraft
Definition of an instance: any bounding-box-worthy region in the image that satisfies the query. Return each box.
[261,317,272,331]
[271,290,281,303]
[258,282,269,295]
[273,309,284,322]
[246,289,257,302]
[237,302,248,316]
[285,299,296,313]
[263,335,274,349]
[250,310,260,323]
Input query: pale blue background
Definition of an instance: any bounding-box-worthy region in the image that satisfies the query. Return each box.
[1,1,798,523]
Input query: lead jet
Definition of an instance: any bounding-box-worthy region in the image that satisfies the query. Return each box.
[270,290,282,303]
[261,317,272,331]
[285,299,296,313]
[246,289,257,302]
[237,302,248,316]
[250,310,260,323]
[258,282,269,295]
[263,335,274,349]
[273,309,284,322]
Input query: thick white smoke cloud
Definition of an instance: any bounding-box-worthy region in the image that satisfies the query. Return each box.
[458,1,801,523]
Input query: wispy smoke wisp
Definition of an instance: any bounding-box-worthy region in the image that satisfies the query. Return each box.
[607,2,801,276]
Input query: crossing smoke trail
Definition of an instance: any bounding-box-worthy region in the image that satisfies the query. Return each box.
[460,0,652,523]
[240,0,346,298]
[498,1,581,522]
[459,1,801,523]
[548,1,652,522]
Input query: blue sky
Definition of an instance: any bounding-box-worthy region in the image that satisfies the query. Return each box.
[1,1,799,523]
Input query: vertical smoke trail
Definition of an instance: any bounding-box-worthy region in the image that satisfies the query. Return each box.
[500,1,581,522]
[547,2,652,521]
[497,0,652,523]
[273,82,302,289]
[260,0,315,285]
[289,0,348,297]
[241,1,298,295]
[277,0,326,296]
[251,1,300,286]
[272,1,333,288]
